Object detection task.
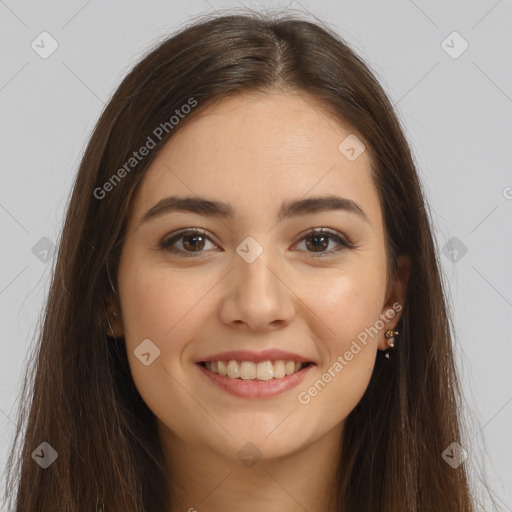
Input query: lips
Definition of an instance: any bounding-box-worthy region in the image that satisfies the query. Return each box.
[195,359,315,399]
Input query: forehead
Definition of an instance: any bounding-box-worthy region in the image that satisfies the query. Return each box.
[128,92,382,229]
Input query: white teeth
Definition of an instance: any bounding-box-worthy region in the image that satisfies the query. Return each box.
[285,361,296,376]
[227,360,240,378]
[273,360,286,378]
[218,360,227,376]
[203,359,309,380]
[257,361,273,381]
[240,361,256,380]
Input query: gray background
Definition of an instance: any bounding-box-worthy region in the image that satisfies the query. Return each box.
[1,0,511,510]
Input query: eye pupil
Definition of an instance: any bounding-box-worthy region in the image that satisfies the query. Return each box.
[183,234,205,251]
[306,235,329,252]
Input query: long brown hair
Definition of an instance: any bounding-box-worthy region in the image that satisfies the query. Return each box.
[4,9,479,511]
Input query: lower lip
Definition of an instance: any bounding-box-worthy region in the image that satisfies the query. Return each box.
[195,363,315,399]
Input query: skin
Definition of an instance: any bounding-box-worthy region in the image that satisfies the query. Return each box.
[108,91,410,512]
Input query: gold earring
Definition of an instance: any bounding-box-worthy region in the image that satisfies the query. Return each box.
[384,329,399,359]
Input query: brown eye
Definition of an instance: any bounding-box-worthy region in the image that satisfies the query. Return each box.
[295,228,354,257]
[160,227,355,258]
[181,233,206,251]
[160,229,217,257]
[305,233,329,252]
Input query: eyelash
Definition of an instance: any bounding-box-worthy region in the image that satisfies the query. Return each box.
[159,228,356,258]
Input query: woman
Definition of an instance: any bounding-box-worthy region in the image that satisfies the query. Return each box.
[4,10,479,511]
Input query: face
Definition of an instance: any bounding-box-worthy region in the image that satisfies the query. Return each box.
[111,91,408,463]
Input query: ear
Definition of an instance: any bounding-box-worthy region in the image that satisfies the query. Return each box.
[105,293,124,339]
[377,253,410,351]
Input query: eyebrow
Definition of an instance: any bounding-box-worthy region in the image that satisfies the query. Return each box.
[139,194,370,225]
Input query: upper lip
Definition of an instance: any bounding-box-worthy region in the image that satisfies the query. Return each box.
[196,349,315,364]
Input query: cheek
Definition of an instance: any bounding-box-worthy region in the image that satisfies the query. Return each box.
[117,261,204,416]
[308,260,387,348]
[119,260,208,346]
[297,263,386,416]
[299,260,386,414]
[117,258,221,406]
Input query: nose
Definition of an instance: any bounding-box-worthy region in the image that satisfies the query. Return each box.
[218,250,296,331]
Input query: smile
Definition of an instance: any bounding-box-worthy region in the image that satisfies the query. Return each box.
[196,360,315,399]
[199,359,311,380]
